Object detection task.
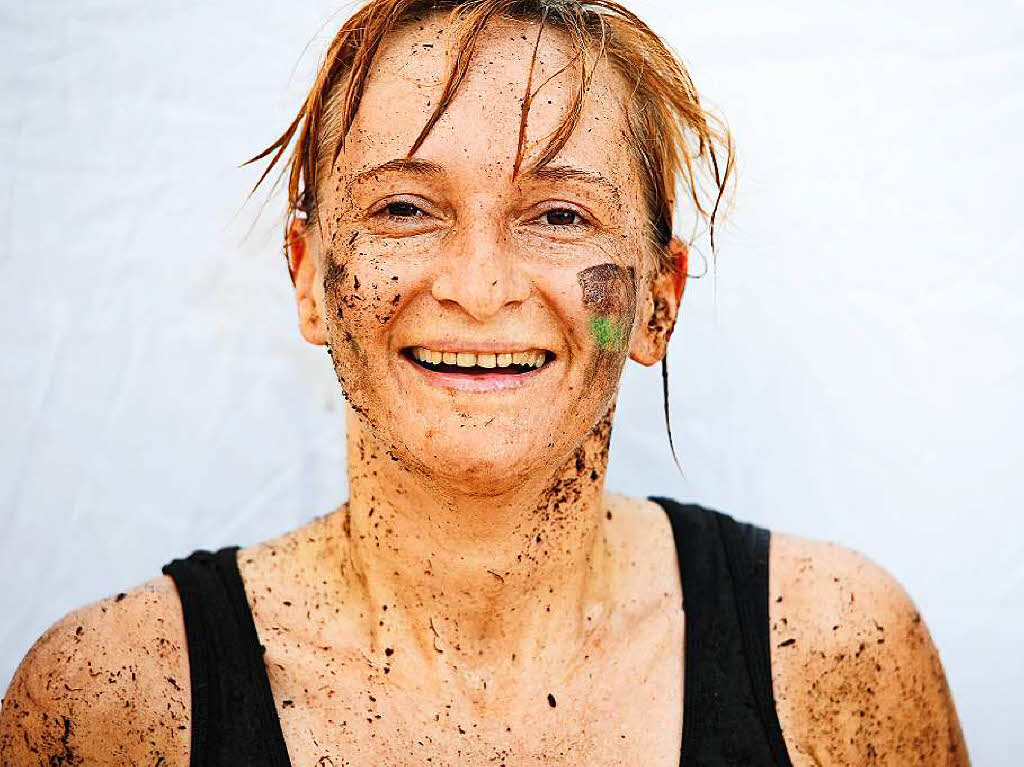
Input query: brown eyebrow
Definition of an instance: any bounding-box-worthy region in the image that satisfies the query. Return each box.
[346,158,447,195]
[346,158,622,204]
[522,164,622,205]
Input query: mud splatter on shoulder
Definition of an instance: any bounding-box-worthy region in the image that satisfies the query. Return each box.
[0,586,190,764]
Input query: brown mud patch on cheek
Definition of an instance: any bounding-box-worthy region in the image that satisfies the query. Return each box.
[576,263,637,352]
[578,263,635,314]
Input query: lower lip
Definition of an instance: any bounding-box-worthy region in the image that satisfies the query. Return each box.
[400,354,554,392]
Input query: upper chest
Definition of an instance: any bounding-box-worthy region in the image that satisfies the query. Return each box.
[243,500,687,765]
[225,499,823,767]
[257,603,684,766]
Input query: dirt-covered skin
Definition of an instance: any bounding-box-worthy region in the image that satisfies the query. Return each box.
[1,9,967,766]
[0,504,966,766]
[0,579,191,765]
[769,536,968,766]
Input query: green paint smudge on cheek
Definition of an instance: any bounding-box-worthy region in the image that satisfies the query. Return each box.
[590,315,627,351]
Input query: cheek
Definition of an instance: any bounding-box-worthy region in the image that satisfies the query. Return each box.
[323,235,411,333]
[322,260,364,357]
[575,262,638,353]
[321,243,410,404]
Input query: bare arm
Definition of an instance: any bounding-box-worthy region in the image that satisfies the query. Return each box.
[770,534,969,766]
[0,577,191,766]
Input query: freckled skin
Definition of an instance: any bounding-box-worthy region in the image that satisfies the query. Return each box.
[1,10,968,767]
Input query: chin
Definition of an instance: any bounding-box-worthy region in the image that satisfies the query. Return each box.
[394,419,572,493]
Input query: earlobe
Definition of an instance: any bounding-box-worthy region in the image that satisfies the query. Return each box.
[288,217,327,346]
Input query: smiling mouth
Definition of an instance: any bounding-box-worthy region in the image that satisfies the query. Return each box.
[402,346,553,375]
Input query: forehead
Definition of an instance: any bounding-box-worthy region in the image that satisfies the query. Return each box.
[336,11,640,200]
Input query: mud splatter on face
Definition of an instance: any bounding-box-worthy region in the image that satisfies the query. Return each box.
[321,255,385,429]
[577,263,637,351]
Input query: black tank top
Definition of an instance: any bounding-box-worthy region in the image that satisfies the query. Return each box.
[162,497,794,766]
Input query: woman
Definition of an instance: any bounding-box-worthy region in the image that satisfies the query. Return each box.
[0,0,967,764]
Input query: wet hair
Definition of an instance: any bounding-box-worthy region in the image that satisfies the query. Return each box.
[247,0,735,474]
[247,0,733,277]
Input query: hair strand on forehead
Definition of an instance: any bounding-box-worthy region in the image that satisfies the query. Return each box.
[511,3,551,181]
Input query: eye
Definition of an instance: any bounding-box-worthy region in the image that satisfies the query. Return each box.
[536,207,589,228]
[378,200,426,220]
[545,209,577,226]
[366,199,437,237]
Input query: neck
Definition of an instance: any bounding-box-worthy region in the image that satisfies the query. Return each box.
[331,404,618,708]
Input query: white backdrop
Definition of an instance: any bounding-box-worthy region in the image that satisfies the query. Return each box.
[1,0,1020,762]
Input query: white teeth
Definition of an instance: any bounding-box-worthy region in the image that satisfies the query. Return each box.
[410,346,549,370]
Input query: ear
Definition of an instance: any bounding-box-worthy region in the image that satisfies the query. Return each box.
[629,237,687,366]
[288,217,327,346]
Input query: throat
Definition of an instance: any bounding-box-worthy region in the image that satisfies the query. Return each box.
[333,406,619,691]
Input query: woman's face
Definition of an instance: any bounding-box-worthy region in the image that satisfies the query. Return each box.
[295,14,679,490]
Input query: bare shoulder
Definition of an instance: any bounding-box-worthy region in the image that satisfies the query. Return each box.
[603,492,675,549]
[0,575,190,766]
[768,531,969,766]
[601,492,679,583]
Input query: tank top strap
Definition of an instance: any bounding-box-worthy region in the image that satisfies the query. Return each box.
[162,547,292,767]
[648,496,793,767]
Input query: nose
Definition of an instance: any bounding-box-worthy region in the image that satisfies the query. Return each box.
[430,224,532,322]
